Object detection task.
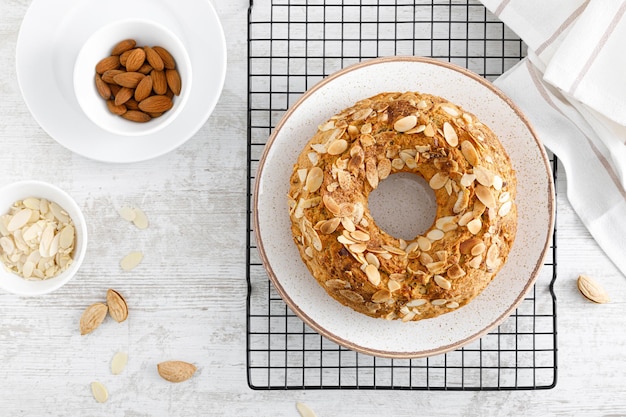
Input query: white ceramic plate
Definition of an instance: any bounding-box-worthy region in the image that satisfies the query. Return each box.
[15,0,226,163]
[254,57,555,358]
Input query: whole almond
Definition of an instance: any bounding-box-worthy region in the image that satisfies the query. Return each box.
[95,56,120,74]
[157,361,197,383]
[125,48,146,72]
[165,69,181,95]
[125,98,139,110]
[151,70,167,95]
[109,83,121,97]
[144,46,164,71]
[111,38,136,56]
[80,303,108,335]
[577,274,610,304]
[106,289,128,323]
[122,110,151,123]
[137,63,153,75]
[134,75,153,102]
[138,95,173,113]
[114,87,134,106]
[119,49,132,67]
[95,74,111,100]
[101,69,124,84]
[153,46,176,69]
[113,72,145,88]
[106,100,127,115]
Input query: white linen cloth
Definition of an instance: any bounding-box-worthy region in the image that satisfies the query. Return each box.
[479,0,626,278]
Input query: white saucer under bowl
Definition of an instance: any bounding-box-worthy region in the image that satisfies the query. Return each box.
[16,0,226,163]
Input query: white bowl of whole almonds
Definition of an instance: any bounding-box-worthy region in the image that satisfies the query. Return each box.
[0,180,88,296]
[73,18,192,137]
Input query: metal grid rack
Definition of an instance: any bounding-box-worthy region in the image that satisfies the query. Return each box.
[246,0,558,390]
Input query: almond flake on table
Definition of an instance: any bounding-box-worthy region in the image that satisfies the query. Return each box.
[296,402,318,417]
[120,251,143,271]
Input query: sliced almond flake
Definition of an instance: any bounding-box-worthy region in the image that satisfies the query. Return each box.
[365,252,380,269]
[426,229,444,241]
[443,122,458,147]
[305,167,324,193]
[431,299,448,306]
[327,139,348,156]
[475,184,497,209]
[467,218,482,235]
[492,175,503,190]
[118,206,136,222]
[49,202,70,224]
[7,209,32,232]
[132,208,149,230]
[307,152,319,166]
[38,224,55,257]
[296,168,308,184]
[498,201,513,217]
[120,251,144,271]
[90,381,108,403]
[473,166,494,187]
[296,402,318,417]
[394,115,418,132]
[111,352,129,375]
[364,264,381,286]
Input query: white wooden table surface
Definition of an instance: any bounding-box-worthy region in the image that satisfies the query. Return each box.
[1,1,625,416]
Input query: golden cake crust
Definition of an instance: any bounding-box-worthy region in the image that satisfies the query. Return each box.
[288,91,517,321]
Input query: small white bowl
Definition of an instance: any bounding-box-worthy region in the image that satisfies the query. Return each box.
[73,18,192,137]
[0,181,88,296]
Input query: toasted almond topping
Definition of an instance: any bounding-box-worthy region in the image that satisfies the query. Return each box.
[475,184,497,209]
[429,172,449,190]
[365,159,379,189]
[365,252,380,269]
[467,218,482,235]
[340,289,365,303]
[320,217,341,234]
[426,229,444,241]
[434,275,452,290]
[326,279,350,290]
[447,264,466,279]
[305,167,324,193]
[371,289,392,303]
[394,115,418,132]
[417,236,431,251]
[406,299,427,307]
[460,140,479,166]
[431,299,448,306]
[327,139,348,155]
[350,230,370,242]
[443,122,458,147]
[471,242,486,256]
[473,166,494,187]
[362,263,379,286]
[468,255,482,269]
[377,158,392,180]
[453,189,470,214]
[460,173,476,187]
[388,279,402,292]
[498,201,513,217]
[486,243,500,270]
[424,123,436,137]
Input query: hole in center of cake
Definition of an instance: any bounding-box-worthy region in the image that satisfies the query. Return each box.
[367,172,437,241]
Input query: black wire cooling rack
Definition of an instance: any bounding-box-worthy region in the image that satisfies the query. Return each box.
[246,0,558,390]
